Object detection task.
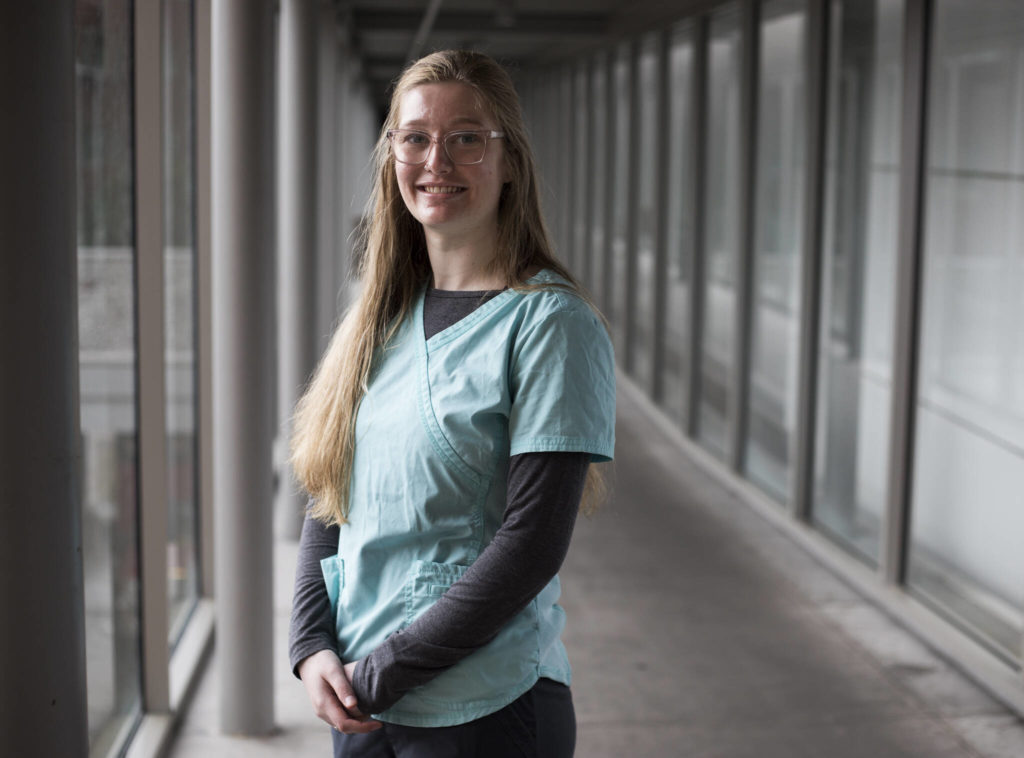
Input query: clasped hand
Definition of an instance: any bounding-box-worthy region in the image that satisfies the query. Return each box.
[298,650,383,734]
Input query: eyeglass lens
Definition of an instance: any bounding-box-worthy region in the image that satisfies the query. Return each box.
[391,131,489,165]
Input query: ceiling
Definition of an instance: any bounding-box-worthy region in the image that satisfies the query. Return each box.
[336,0,709,113]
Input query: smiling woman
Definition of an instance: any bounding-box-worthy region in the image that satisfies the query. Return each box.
[286,50,616,758]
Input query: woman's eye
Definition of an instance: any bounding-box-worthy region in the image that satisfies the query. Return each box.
[404,132,429,145]
[454,133,482,145]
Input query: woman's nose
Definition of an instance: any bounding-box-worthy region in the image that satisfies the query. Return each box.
[423,140,452,173]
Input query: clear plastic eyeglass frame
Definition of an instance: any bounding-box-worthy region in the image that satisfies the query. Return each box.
[386,129,506,166]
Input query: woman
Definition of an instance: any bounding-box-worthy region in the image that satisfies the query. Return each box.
[289,50,615,757]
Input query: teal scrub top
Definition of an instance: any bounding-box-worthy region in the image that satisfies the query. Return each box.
[321,269,616,727]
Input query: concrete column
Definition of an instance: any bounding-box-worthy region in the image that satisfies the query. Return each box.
[316,8,340,353]
[212,0,276,734]
[0,2,89,755]
[276,0,319,540]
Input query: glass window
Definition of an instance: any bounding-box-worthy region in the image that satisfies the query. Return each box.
[907,0,1024,664]
[812,0,903,565]
[610,43,633,355]
[633,34,661,390]
[75,0,142,751]
[696,3,742,459]
[743,0,807,501]
[163,0,199,646]
[659,23,696,426]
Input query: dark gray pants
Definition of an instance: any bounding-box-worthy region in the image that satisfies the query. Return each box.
[331,678,576,758]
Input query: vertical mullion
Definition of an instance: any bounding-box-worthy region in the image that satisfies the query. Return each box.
[729,0,760,472]
[580,60,595,291]
[624,40,642,375]
[651,29,672,402]
[135,0,171,714]
[883,0,932,586]
[687,16,709,438]
[601,51,616,314]
[195,0,215,600]
[792,0,830,521]
[561,66,574,268]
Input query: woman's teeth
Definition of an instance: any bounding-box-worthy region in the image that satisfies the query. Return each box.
[420,186,463,194]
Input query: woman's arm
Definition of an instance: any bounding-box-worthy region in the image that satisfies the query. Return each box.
[289,507,340,675]
[350,450,590,714]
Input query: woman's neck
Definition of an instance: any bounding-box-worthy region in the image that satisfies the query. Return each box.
[425,228,504,290]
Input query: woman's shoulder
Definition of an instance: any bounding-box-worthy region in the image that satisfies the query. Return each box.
[512,268,600,323]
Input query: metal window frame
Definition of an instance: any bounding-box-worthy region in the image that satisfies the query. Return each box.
[883,0,930,587]
[729,0,759,473]
[650,28,672,402]
[578,59,595,290]
[791,0,830,522]
[686,15,709,438]
[624,39,642,375]
[601,49,617,314]
[134,0,171,717]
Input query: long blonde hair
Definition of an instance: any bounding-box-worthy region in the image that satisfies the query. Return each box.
[291,50,607,526]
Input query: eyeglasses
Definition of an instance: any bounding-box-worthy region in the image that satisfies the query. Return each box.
[386,129,506,166]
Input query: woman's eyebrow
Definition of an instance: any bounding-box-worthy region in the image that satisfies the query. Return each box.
[399,117,487,129]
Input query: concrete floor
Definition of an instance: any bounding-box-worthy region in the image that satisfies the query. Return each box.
[168,383,1024,757]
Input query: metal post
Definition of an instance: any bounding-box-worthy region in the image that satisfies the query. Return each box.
[316,5,340,353]
[212,0,276,734]
[624,40,642,375]
[601,51,617,315]
[883,0,931,586]
[134,0,171,712]
[792,0,831,522]
[0,2,88,754]
[650,29,672,403]
[729,0,759,473]
[686,17,709,438]
[276,0,319,540]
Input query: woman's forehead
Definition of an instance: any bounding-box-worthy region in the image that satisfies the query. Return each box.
[397,82,496,128]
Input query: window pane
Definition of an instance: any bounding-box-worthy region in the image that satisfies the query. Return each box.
[633,33,661,390]
[907,0,1024,664]
[75,0,142,751]
[743,0,807,501]
[163,0,199,645]
[812,0,903,565]
[697,4,742,459]
[659,23,696,426]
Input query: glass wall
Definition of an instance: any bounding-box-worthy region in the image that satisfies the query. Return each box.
[163,0,199,645]
[812,0,903,565]
[633,33,661,391]
[743,0,807,500]
[907,0,1024,664]
[696,3,742,459]
[75,0,142,751]
[659,23,696,426]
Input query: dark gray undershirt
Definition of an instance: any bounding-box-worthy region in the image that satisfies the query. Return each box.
[288,287,590,715]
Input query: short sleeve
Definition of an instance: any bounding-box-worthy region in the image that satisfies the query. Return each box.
[508,304,615,462]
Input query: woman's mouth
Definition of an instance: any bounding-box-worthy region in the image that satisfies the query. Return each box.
[418,185,466,194]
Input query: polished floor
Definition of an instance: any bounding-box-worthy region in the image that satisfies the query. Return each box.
[168,381,1024,757]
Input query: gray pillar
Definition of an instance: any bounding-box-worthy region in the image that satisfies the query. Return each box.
[212,0,276,734]
[0,2,89,755]
[276,0,319,540]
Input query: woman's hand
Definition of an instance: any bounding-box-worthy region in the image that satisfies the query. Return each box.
[297,650,382,734]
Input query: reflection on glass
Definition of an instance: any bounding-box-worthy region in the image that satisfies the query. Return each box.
[163,0,199,647]
[907,0,1024,664]
[610,43,632,355]
[75,0,142,752]
[812,0,903,566]
[696,4,742,459]
[659,23,695,426]
[743,0,807,501]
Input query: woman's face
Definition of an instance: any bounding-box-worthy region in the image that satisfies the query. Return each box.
[393,82,508,243]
